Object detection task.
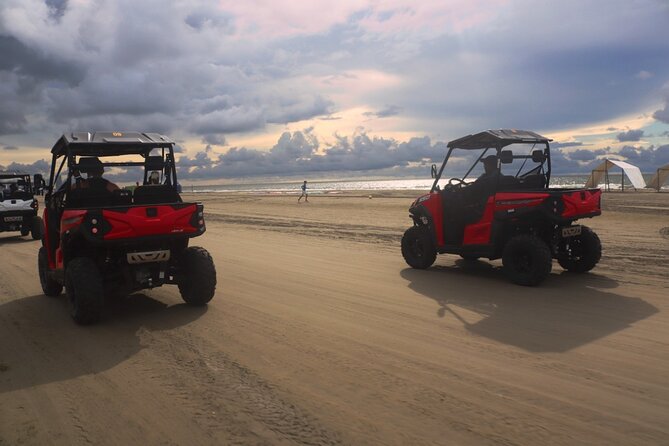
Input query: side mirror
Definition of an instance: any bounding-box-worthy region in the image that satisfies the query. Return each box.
[430,164,437,179]
[531,150,546,163]
[499,150,514,164]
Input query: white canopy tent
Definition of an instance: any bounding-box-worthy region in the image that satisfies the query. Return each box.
[585,159,646,191]
[646,163,669,191]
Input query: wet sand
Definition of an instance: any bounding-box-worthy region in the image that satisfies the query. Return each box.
[1,191,668,445]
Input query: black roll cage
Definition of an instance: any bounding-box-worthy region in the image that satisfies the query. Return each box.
[430,142,552,193]
[0,172,35,195]
[46,145,179,198]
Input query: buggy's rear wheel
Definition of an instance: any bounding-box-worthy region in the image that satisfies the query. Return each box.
[178,247,217,305]
[21,226,30,237]
[558,226,601,273]
[502,235,552,286]
[31,216,43,240]
[401,226,437,269]
[66,257,104,324]
[38,247,62,296]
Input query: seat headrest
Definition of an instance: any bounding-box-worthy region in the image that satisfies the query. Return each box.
[145,155,165,171]
[78,157,104,174]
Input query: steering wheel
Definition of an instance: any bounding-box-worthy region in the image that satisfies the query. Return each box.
[448,177,465,187]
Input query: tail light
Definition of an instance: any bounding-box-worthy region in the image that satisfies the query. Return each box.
[189,204,206,232]
[31,199,38,211]
[85,211,111,238]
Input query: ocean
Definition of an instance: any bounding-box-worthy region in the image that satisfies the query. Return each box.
[183,174,665,194]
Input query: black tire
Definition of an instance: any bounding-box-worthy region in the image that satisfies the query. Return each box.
[401,226,437,269]
[21,226,30,237]
[38,247,63,296]
[502,235,552,286]
[178,247,217,306]
[66,257,104,324]
[31,216,43,240]
[558,226,602,273]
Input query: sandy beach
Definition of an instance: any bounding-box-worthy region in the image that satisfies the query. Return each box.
[1,190,668,445]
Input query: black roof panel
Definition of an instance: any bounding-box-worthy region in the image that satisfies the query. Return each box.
[0,171,30,178]
[51,132,175,156]
[447,129,552,149]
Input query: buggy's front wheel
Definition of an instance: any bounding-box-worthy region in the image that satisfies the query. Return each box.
[401,226,437,269]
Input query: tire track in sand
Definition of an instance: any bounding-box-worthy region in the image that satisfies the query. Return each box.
[137,327,342,446]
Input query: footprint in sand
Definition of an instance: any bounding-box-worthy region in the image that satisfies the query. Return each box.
[660,227,669,239]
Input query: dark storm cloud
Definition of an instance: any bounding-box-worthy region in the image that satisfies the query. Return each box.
[552,144,669,174]
[617,129,644,142]
[568,149,608,161]
[189,107,266,135]
[363,105,401,118]
[265,95,334,125]
[45,0,68,20]
[184,11,234,32]
[178,129,447,179]
[653,83,669,124]
[2,159,50,175]
[0,35,84,85]
[64,113,176,136]
[552,141,585,149]
[616,144,669,169]
[2,0,669,176]
[653,105,669,124]
[175,128,664,180]
[551,144,668,173]
[0,0,334,143]
[0,100,27,135]
[404,43,669,133]
[201,134,227,146]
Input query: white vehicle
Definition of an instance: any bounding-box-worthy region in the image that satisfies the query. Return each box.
[0,171,43,239]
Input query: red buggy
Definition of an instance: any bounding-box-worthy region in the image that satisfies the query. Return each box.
[401,129,602,286]
[38,132,216,323]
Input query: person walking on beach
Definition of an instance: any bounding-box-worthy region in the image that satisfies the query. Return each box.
[298,180,309,203]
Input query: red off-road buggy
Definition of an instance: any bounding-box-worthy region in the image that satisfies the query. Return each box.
[38,132,216,324]
[401,129,602,286]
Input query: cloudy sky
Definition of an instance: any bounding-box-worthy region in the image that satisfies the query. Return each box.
[1,0,669,181]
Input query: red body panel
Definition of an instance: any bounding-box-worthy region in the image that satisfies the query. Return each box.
[44,204,199,270]
[56,209,89,269]
[560,189,601,218]
[416,193,444,246]
[60,209,87,234]
[492,192,550,211]
[42,208,55,269]
[462,196,496,245]
[103,204,198,240]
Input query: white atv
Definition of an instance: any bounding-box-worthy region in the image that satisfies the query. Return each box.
[0,172,43,240]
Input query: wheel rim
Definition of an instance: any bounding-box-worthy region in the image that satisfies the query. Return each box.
[410,238,425,259]
[564,237,583,261]
[512,249,532,274]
